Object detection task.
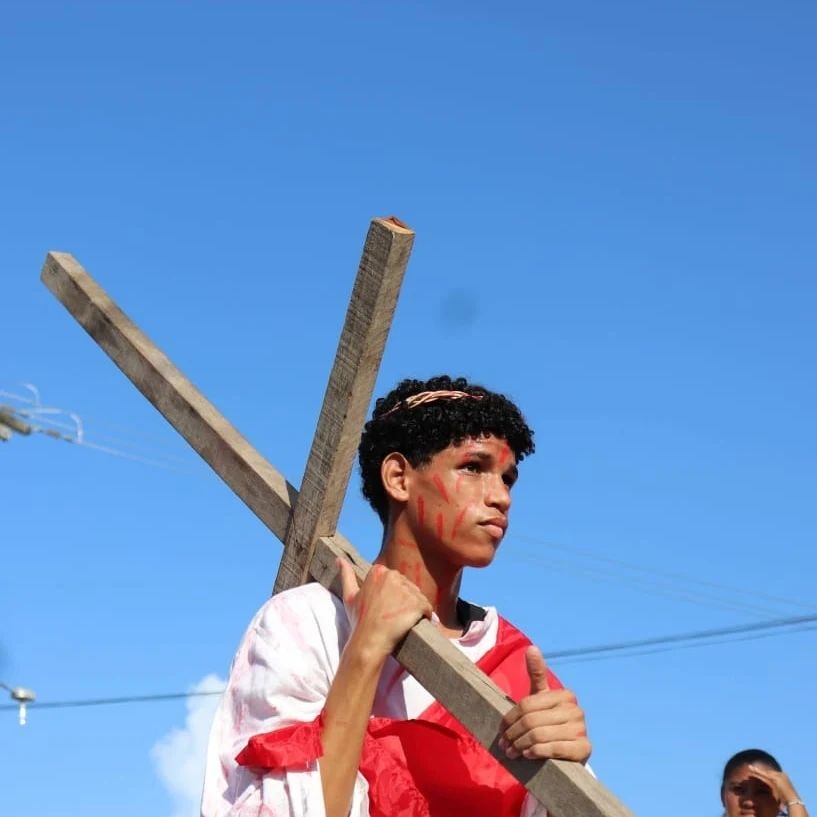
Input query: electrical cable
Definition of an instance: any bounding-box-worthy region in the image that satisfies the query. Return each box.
[545,612,817,660]
[4,614,815,714]
[507,549,785,617]
[0,690,223,712]
[16,408,196,467]
[512,534,816,613]
[552,624,817,666]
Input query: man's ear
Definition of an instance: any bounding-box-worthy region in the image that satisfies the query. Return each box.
[381,452,412,503]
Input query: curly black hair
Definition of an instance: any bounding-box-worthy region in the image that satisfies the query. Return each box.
[358,375,535,524]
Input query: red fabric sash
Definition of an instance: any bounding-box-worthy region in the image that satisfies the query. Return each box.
[237,616,563,817]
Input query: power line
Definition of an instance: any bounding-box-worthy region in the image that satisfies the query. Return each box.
[1,391,204,476]
[553,624,817,667]
[509,534,817,616]
[0,690,223,712]
[507,549,784,618]
[5,613,816,715]
[14,406,196,467]
[545,612,817,661]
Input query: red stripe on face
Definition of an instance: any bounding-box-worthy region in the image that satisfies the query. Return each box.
[431,474,450,503]
[417,495,425,526]
[436,512,444,541]
[454,474,463,495]
[498,444,510,466]
[451,506,467,541]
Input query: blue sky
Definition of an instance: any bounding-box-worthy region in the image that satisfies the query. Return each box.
[1,2,815,815]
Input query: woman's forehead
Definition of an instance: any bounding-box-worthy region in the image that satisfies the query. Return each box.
[728,763,773,783]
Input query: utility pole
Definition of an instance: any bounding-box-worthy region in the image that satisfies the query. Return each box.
[1,682,36,725]
[0,407,32,442]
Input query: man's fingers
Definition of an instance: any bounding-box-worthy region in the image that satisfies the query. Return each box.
[337,558,360,607]
[520,738,592,762]
[525,645,551,694]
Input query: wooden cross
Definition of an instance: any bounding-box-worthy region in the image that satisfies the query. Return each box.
[41,218,633,817]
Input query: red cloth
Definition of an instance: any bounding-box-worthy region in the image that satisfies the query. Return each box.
[237,617,563,817]
[238,713,325,771]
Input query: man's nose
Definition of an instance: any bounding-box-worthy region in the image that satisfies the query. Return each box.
[486,476,511,513]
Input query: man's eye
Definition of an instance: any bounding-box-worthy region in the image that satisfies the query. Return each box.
[462,461,481,473]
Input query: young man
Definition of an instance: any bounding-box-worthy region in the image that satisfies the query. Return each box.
[202,375,591,817]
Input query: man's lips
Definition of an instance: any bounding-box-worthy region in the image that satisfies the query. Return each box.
[479,517,507,537]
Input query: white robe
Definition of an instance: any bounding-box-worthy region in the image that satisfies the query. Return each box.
[201,582,548,817]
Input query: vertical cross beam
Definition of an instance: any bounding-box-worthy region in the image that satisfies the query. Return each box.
[274,217,414,592]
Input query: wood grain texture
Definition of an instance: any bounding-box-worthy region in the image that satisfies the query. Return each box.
[41,243,633,817]
[273,217,415,593]
[40,251,297,540]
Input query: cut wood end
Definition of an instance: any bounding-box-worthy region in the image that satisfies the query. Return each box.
[41,251,72,282]
[44,250,72,265]
[375,216,414,235]
[42,250,76,269]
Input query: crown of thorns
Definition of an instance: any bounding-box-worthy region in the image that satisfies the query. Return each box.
[380,389,483,418]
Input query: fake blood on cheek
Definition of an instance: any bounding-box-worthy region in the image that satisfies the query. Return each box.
[451,506,468,541]
[435,512,444,540]
[431,474,450,503]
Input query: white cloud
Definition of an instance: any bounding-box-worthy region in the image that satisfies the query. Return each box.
[151,674,226,817]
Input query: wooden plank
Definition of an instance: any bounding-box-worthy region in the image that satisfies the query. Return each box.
[274,217,415,593]
[40,251,296,541]
[40,249,634,817]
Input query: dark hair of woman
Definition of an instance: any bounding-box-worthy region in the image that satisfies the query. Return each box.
[721,749,782,790]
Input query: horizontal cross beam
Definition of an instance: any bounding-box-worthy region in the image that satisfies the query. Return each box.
[40,228,633,817]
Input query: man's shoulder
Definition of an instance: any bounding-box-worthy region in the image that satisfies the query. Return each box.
[252,581,346,633]
[494,612,531,641]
